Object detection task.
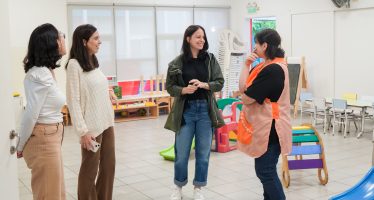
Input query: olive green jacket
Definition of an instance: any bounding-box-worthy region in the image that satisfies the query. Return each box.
[164,53,225,133]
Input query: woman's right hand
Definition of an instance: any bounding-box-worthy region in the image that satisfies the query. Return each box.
[80,133,96,150]
[181,84,198,95]
[245,52,259,67]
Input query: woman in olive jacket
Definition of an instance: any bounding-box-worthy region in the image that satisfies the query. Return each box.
[165,25,225,200]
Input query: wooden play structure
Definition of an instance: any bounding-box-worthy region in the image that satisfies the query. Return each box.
[148,74,171,114]
[112,74,171,122]
[214,98,242,153]
[282,124,328,188]
[287,56,308,118]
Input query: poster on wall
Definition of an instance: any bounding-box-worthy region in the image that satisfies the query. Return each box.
[250,17,276,66]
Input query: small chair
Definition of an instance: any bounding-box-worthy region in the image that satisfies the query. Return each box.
[341,93,362,132]
[342,93,358,101]
[331,99,358,137]
[155,97,171,114]
[360,96,374,119]
[342,92,358,114]
[312,98,329,134]
[299,92,314,124]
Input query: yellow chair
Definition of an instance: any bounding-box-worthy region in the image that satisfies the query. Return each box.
[342,93,357,101]
[341,92,357,114]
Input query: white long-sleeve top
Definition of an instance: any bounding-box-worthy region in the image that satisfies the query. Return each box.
[66,59,114,138]
[18,67,65,151]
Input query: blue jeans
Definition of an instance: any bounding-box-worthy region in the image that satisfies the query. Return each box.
[255,143,286,200]
[174,99,213,187]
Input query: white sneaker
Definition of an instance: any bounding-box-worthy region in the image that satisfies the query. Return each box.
[170,186,182,200]
[193,188,205,200]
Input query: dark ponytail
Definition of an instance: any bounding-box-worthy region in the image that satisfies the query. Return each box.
[255,28,284,59]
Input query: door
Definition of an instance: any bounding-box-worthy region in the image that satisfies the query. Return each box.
[0,0,20,199]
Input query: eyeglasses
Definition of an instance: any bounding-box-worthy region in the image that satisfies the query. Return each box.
[58,31,65,39]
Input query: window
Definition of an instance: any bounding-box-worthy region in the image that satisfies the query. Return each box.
[115,7,156,81]
[68,5,230,81]
[68,6,116,77]
[194,8,230,57]
[156,7,193,75]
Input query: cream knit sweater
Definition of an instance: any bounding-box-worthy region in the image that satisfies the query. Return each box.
[66,59,114,138]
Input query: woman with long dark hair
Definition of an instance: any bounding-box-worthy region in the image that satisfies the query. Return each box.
[18,23,67,200]
[65,24,116,200]
[165,25,225,200]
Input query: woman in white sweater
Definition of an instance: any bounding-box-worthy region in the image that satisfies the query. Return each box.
[65,24,116,200]
[18,23,67,200]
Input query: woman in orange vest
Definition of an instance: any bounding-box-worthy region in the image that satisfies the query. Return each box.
[238,29,292,200]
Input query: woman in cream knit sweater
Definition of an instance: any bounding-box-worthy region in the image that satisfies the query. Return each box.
[66,24,117,200]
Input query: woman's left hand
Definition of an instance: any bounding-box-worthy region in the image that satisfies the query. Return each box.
[189,79,209,90]
[109,90,117,103]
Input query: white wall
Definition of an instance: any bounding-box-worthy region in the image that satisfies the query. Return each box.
[0,0,12,99]
[9,0,68,98]
[291,12,334,98]
[334,8,374,97]
[231,0,374,98]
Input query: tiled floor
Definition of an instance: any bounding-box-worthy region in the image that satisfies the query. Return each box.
[18,115,374,200]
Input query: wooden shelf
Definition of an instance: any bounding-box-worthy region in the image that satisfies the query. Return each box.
[114,115,158,122]
[113,103,158,123]
[112,93,172,122]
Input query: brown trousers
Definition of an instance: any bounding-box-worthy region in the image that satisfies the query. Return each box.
[23,123,66,200]
[78,126,116,200]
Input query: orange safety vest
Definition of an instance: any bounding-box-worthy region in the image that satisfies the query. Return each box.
[237,57,292,158]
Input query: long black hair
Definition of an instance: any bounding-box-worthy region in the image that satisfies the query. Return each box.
[66,24,99,72]
[255,28,285,59]
[23,23,61,73]
[181,25,209,62]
